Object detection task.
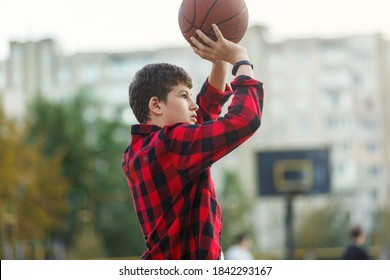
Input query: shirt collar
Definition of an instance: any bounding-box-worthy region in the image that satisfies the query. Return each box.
[131,124,162,135]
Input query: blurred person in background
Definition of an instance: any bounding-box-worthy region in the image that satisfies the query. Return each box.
[342,226,369,260]
[225,233,255,260]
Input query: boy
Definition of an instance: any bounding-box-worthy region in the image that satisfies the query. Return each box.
[122,24,264,259]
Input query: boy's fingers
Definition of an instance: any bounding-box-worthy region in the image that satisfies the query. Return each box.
[212,24,224,41]
[190,36,206,50]
[195,29,215,46]
[191,46,200,55]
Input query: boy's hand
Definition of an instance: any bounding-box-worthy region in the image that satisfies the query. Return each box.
[191,24,249,65]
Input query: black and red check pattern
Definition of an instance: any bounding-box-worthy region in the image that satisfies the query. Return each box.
[122,75,264,259]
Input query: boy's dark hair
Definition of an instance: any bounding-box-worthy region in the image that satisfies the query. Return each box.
[235,233,251,244]
[128,63,193,123]
[350,226,363,239]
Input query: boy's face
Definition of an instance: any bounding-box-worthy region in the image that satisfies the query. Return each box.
[159,83,199,125]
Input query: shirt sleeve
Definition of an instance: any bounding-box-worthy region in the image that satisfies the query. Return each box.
[196,78,233,122]
[160,75,264,181]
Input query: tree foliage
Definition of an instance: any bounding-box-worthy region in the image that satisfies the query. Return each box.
[295,201,349,249]
[24,91,144,258]
[0,105,69,258]
[219,170,255,249]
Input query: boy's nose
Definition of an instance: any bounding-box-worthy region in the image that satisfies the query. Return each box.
[190,101,199,111]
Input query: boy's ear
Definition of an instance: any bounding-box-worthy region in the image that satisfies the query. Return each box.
[148,96,163,115]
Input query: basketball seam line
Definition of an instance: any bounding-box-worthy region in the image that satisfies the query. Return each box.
[198,0,219,34]
[207,6,248,36]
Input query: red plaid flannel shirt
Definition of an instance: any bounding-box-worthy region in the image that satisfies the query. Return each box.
[122,75,264,259]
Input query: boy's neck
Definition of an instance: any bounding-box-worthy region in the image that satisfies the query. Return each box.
[145,119,165,128]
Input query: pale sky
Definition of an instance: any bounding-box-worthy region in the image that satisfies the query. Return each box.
[1,0,389,60]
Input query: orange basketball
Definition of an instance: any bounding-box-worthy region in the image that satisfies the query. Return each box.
[178,0,249,44]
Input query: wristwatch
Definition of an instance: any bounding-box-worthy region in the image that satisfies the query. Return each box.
[232,60,253,76]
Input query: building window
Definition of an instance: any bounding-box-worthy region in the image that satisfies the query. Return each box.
[365,141,378,154]
[364,98,374,110]
[107,56,135,80]
[325,89,340,107]
[59,65,72,85]
[81,62,99,84]
[368,165,380,177]
[360,119,377,132]
[0,63,5,88]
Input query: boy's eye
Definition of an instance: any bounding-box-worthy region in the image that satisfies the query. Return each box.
[181,94,187,98]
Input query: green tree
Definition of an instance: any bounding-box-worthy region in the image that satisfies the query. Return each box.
[0,105,69,259]
[25,91,144,258]
[372,206,390,258]
[295,201,349,249]
[219,170,255,249]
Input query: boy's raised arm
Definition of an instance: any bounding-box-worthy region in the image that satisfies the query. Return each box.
[208,61,227,91]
